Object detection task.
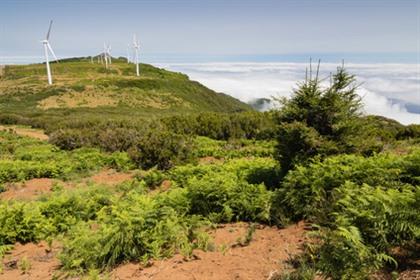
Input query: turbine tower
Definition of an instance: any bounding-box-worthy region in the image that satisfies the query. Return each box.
[103,43,109,69]
[133,34,140,76]
[103,43,112,69]
[107,44,112,65]
[41,20,59,85]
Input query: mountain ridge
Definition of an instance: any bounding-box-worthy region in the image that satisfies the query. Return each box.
[0,57,251,123]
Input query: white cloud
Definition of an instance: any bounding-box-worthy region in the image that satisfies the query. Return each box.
[359,88,420,125]
[158,62,420,125]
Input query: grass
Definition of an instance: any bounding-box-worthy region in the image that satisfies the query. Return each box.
[0,57,251,131]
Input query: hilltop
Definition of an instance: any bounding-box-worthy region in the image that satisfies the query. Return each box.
[0,57,251,124]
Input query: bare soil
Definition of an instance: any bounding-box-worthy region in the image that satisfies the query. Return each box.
[0,178,56,201]
[111,222,306,280]
[88,169,134,185]
[198,156,224,165]
[0,223,306,280]
[0,125,49,141]
[0,241,61,280]
[0,169,134,201]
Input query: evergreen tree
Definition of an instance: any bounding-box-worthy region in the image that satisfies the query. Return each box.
[274,63,363,173]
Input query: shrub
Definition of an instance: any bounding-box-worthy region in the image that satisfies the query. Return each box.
[274,150,420,223]
[275,149,420,279]
[294,183,420,279]
[192,136,275,159]
[128,129,191,170]
[398,124,420,139]
[49,129,87,150]
[169,157,279,189]
[186,172,272,223]
[0,187,112,245]
[135,168,166,189]
[0,130,135,183]
[59,192,206,271]
[0,202,50,244]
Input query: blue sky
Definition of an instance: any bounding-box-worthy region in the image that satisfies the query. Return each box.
[0,0,419,63]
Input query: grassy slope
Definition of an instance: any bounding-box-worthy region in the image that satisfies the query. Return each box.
[0,57,251,124]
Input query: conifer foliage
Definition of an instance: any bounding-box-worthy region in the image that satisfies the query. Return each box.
[274,63,363,173]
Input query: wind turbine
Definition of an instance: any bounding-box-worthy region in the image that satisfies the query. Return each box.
[133,34,140,76]
[41,20,59,85]
[107,44,112,65]
[103,43,112,68]
[103,43,109,69]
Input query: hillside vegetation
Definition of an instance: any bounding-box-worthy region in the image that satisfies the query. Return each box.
[0,57,250,125]
[0,62,419,279]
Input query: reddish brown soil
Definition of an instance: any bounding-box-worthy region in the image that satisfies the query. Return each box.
[111,222,306,280]
[0,178,56,201]
[0,241,60,280]
[0,125,49,141]
[88,169,133,185]
[198,156,224,165]
[0,223,305,280]
[0,169,134,201]
[159,180,172,192]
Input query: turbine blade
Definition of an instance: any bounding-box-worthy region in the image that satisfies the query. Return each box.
[46,20,53,40]
[47,43,59,62]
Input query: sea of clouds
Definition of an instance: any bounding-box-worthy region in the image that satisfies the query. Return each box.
[158,62,420,125]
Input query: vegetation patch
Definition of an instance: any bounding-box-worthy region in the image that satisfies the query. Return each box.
[0,62,419,279]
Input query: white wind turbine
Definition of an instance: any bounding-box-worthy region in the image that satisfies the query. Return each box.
[41,20,59,85]
[133,34,140,76]
[107,44,112,65]
[103,43,109,69]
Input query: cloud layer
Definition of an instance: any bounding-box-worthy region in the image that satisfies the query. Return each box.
[158,62,420,125]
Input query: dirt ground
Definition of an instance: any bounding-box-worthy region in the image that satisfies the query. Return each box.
[88,169,134,186]
[112,222,305,280]
[0,169,134,201]
[0,178,56,200]
[0,125,49,141]
[0,241,61,280]
[0,222,306,280]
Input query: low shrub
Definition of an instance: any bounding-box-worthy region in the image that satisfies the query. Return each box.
[128,129,192,170]
[274,150,420,223]
[135,168,166,189]
[0,187,112,245]
[169,157,279,188]
[287,183,419,279]
[59,192,207,272]
[186,172,272,223]
[0,130,134,183]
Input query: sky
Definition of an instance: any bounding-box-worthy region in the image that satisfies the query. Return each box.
[0,0,419,124]
[0,0,419,61]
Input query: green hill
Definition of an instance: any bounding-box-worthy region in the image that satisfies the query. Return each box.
[0,57,251,125]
